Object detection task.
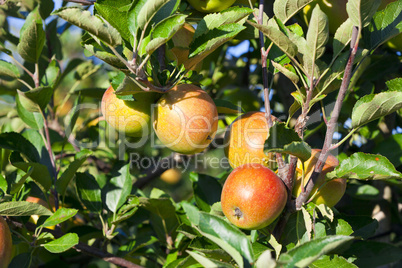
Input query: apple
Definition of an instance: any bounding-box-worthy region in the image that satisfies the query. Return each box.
[168,23,203,72]
[224,111,277,169]
[153,84,218,155]
[221,163,287,229]
[0,217,12,268]
[293,149,347,207]
[160,168,182,184]
[187,0,236,13]
[101,86,159,137]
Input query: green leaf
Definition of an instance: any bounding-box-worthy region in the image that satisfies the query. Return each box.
[346,183,381,200]
[373,133,402,168]
[0,132,40,162]
[0,60,20,78]
[363,1,402,51]
[187,23,246,70]
[52,7,121,46]
[43,233,79,253]
[38,0,54,19]
[0,201,52,216]
[112,197,139,224]
[346,0,381,29]
[194,6,253,39]
[333,19,353,59]
[281,210,310,248]
[137,0,170,30]
[127,0,147,42]
[310,255,358,268]
[214,99,243,114]
[76,172,102,213]
[351,90,402,128]
[0,174,7,194]
[41,208,78,228]
[327,152,402,180]
[56,151,91,198]
[198,212,254,266]
[145,14,187,55]
[18,86,53,112]
[16,96,44,130]
[139,193,179,245]
[17,8,46,63]
[192,174,222,212]
[274,0,314,24]
[187,250,232,268]
[94,0,132,44]
[248,21,298,60]
[304,5,328,77]
[279,235,354,268]
[10,153,53,192]
[105,164,132,213]
[272,61,299,85]
[256,250,276,268]
[265,122,312,161]
[10,168,33,195]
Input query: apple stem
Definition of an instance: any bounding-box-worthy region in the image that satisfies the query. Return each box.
[295,26,360,210]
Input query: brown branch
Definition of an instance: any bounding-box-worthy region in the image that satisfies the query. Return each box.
[6,217,143,268]
[257,0,287,181]
[295,26,360,210]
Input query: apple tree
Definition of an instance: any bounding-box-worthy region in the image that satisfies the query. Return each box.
[0,0,402,267]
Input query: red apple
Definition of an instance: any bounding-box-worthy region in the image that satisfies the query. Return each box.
[153,84,218,154]
[221,163,287,229]
[224,111,277,169]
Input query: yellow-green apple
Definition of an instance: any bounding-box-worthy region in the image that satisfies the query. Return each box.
[168,23,202,71]
[224,111,277,169]
[101,86,159,137]
[153,84,218,154]
[293,149,346,207]
[221,163,287,229]
[187,0,236,13]
[0,217,12,268]
[160,168,182,184]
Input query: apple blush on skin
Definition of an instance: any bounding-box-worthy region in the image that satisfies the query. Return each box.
[221,163,287,230]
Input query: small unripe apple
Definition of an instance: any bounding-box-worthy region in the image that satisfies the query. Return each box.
[187,0,236,13]
[221,163,287,229]
[0,217,12,268]
[101,86,159,137]
[168,23,202,72]
[160,168,182,184]
[293,149,347,207]
[224,111,277,169]
[153,84,218,155]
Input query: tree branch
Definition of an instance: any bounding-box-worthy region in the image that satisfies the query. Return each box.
[6,217,143,268]
[295,26,360,210]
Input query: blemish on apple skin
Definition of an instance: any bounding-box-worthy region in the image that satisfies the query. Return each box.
[234,207,243,219]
